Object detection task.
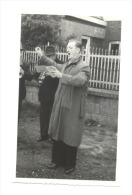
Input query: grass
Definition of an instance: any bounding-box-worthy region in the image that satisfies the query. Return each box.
[16,101,117,181]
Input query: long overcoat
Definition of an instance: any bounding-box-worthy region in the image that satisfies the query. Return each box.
[40,55,90,147]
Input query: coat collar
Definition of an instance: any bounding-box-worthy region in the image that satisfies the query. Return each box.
[66,56,82,67]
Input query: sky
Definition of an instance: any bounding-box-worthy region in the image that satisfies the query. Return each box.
[103,17,122,21]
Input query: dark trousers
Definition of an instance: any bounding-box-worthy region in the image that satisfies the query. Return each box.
[52,140,77,170]
[39,102,53,139]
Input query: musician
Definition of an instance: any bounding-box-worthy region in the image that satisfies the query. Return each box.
[35,40,90,174]
[18,45,33,120]
[35,46,64,142]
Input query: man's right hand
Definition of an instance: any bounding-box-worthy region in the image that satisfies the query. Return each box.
[35,47,43,57]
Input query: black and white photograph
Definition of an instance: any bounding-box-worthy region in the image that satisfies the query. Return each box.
[17,14,121,181]
[0,0,132,195]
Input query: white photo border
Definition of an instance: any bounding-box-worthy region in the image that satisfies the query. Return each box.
[1,0,132,194]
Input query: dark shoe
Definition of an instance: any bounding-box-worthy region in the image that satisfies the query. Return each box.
[37,136,49,142]
[65,167,75,174]
[47,162,59,169]
[37,138,45,142]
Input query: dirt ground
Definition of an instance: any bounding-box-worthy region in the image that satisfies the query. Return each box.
[16,102,117,181]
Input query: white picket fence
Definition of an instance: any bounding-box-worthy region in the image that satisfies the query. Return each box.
[89,53,120,90]
[21,49,120,91]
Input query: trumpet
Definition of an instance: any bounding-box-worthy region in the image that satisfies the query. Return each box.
[38,71,46,83]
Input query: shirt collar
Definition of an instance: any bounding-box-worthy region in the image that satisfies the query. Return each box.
[67,55,81,65]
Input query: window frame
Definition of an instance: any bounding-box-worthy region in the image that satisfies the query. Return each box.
[108,41,121,55]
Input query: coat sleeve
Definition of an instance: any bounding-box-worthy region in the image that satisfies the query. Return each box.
[61,66,90,87]
[40,55,63,72]
[23,71,33,81]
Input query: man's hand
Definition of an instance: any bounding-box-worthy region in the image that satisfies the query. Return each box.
[50,69,62,78]
[35,47,43,57]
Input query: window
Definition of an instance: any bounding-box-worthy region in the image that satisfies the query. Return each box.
[108,41,120,55]
[82,39,87,50]
[81,36,90,64]
[82,36,90,54]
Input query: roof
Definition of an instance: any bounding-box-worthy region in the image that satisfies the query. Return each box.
[69,15,107,26]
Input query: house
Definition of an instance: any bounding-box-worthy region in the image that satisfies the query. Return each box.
[102,20,121,55]
[59,16,121,55]
[60,15,107,50]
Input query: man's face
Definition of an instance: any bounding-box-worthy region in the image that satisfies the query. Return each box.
[66,41,80,60]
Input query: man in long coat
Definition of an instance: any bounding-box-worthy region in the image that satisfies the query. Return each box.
[35,39,90,174]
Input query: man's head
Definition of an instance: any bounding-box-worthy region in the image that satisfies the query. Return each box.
[67,39,82,60]
[45,46,56,60]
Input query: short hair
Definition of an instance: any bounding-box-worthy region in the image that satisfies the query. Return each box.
[68,39,82,50]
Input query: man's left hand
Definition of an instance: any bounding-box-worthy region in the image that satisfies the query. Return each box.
[50,69,62,78]
[35,47,43,57]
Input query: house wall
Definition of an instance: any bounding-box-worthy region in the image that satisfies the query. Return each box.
[86,88,118,127]
[25,80,118,128]
[60,18,121,51]
[90,37,104,48]
[102,21,122,49]
[60,17,106,48]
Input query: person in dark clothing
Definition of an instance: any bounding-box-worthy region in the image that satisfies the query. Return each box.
[35,46,63,142]
[18,46,33,120]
